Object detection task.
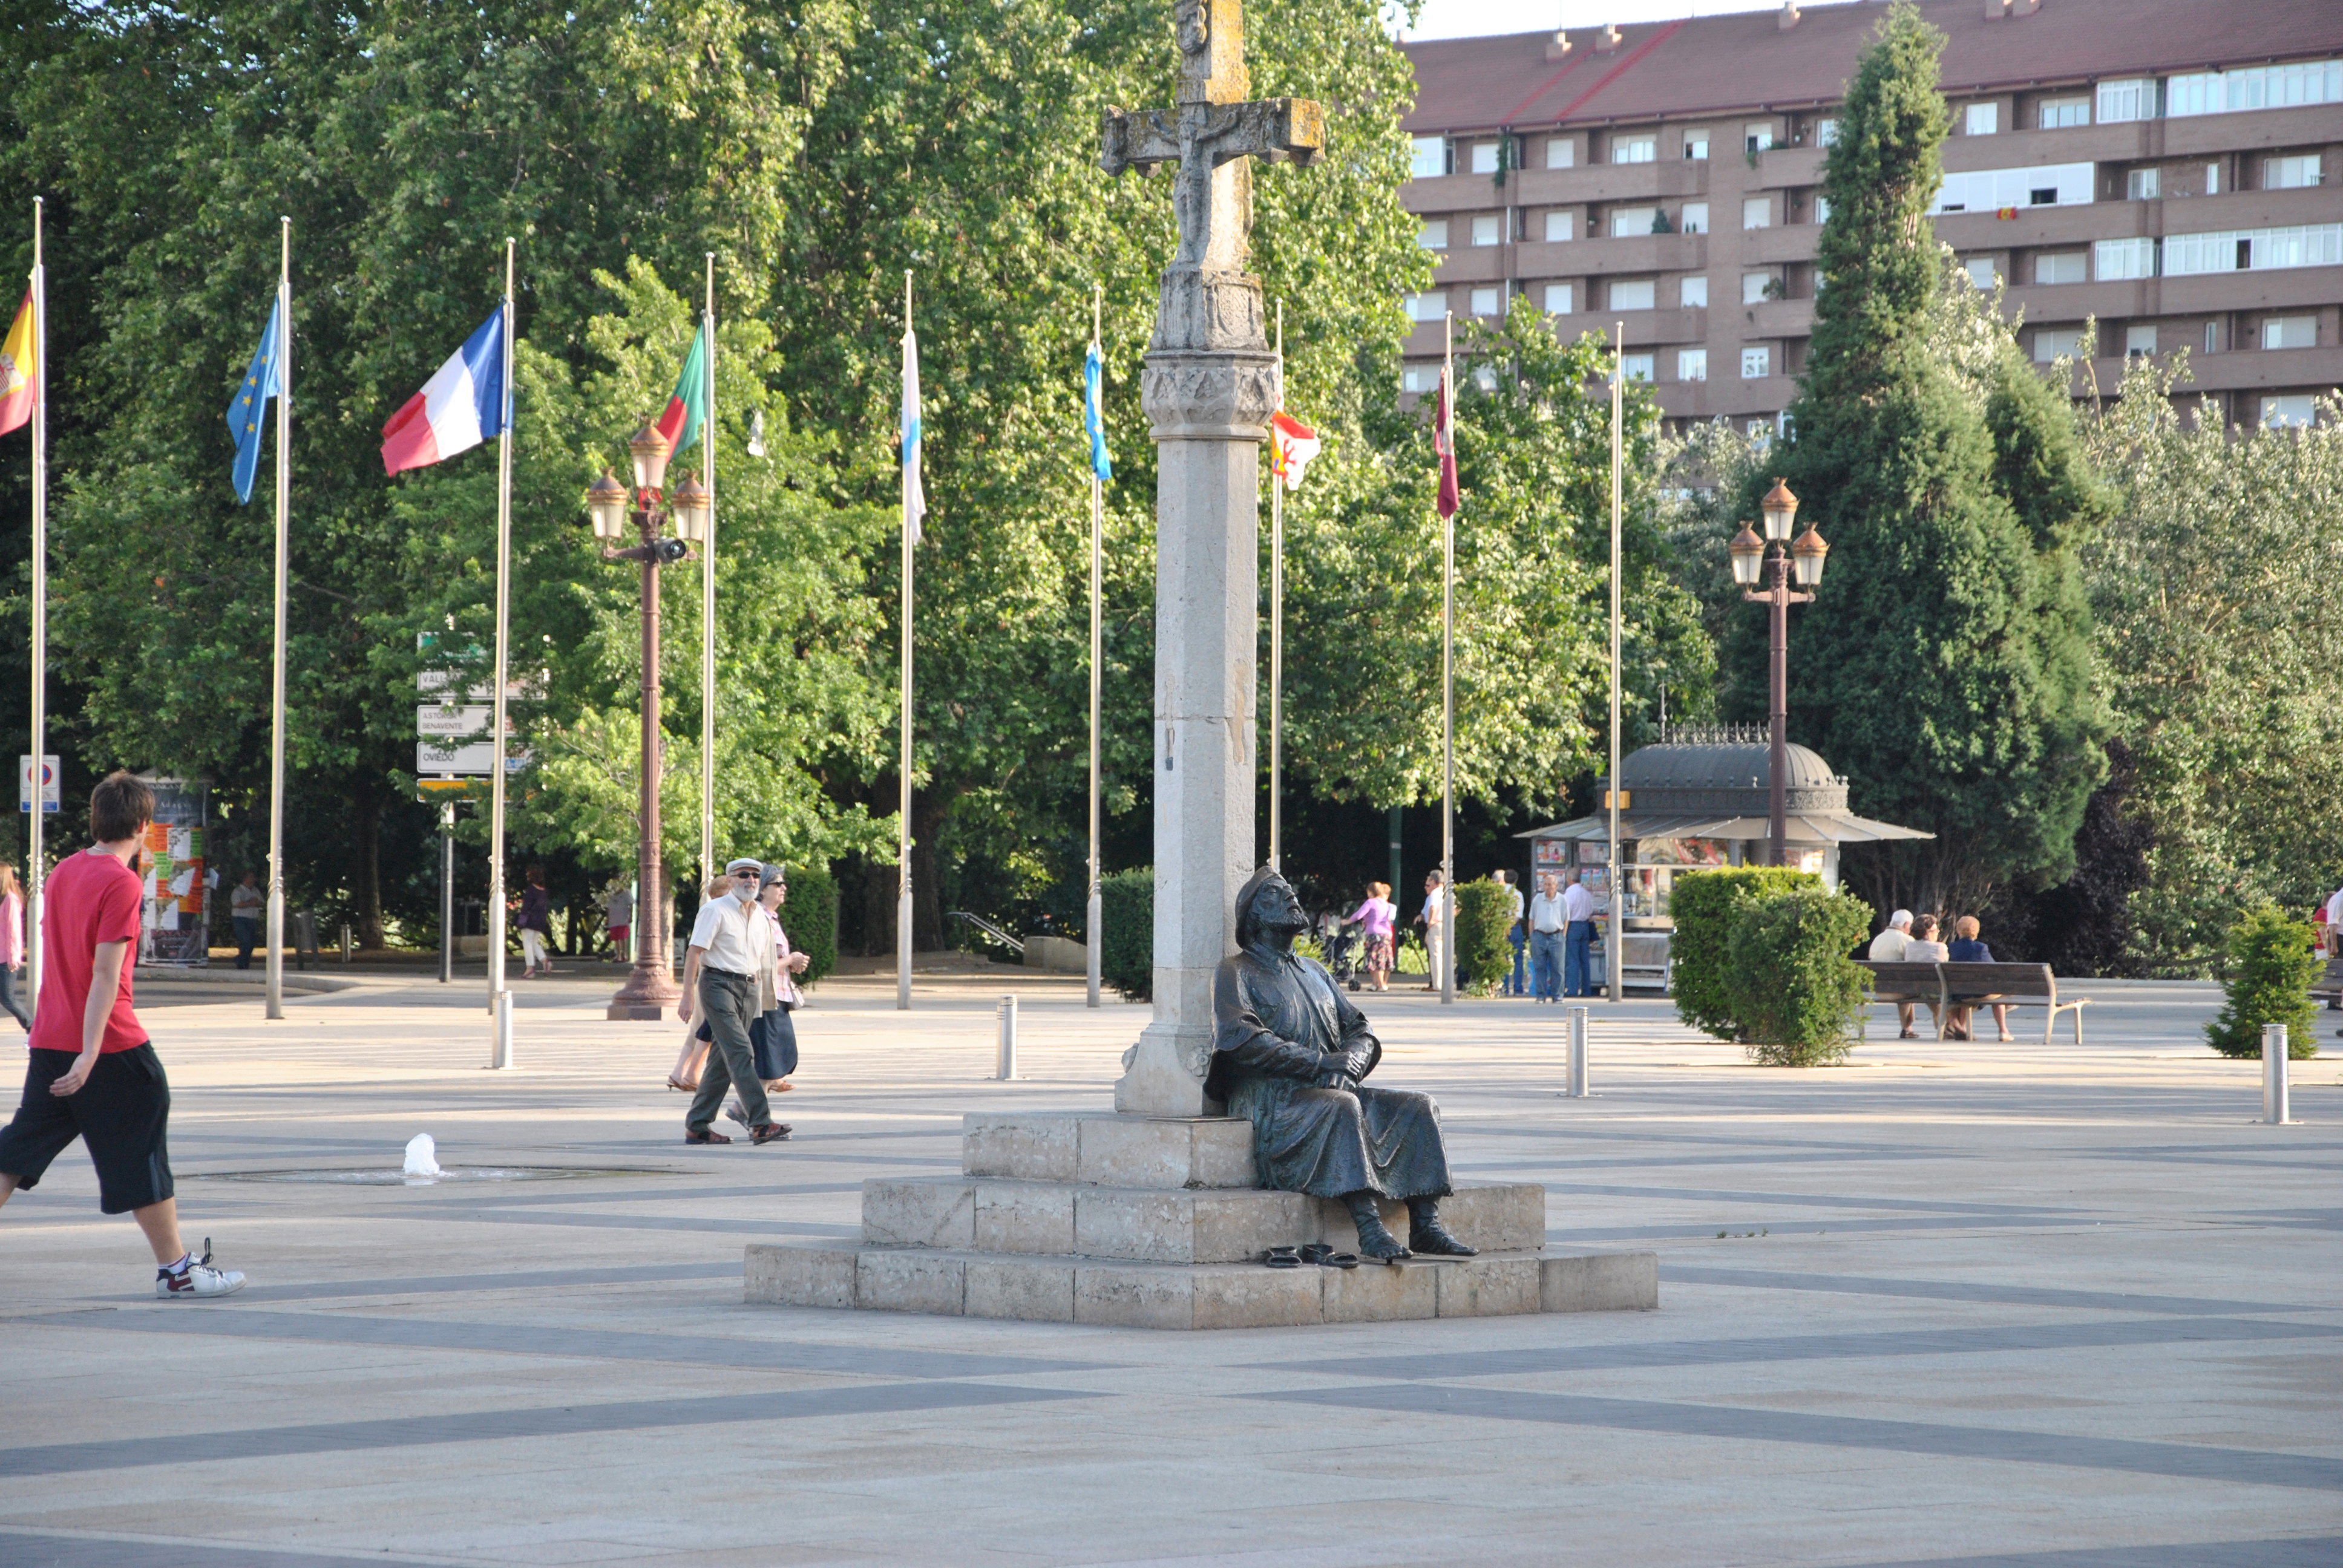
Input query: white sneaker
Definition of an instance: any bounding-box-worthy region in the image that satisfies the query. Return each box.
[157,1238,246,1299]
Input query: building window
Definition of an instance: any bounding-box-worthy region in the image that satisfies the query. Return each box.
[2168,62,2343,117]
[2262,315,2317,350]
[1677,348,1708,382]
[2263,394,2316,428]
[2094,238,2158,281]
[1812,195,1831,224]
[1472,364,1499,393]
[1680,275,1708,308]
[2037,97,2090,129]
[2125,325,2158,358]
[1741,347,1771,379]
[2126,168,2161,200]
[1964,102,1998,136]
[1404,291,1446,323]
[1742,197,1771,230]
[1544,283,1574,316]
[2034,252,2087,286]
[2206,321,2221,353]
[1608,206,1660,238]
[1410,137,1448,179]
[1469,214,1502,247]
[1620,353,1654,382]
[1401,365,1436,394]
[2097,78,2155,123]
[2033,327,2083,363]
[2206,161,2220,195]
[1683,130,1709,160]
[1746,418,1772,441]
[1930,162,2094,214]
[1613,134,1657,165]
[1742,271,1774,304]
[1815,117,1839,148]
[1417,218,1449,250]
[1677,202,1708,235]
[1962,257,2000,290]
[2266,154,2324,189]
[1544,211,1575,243]
[1609,279,1656,311]
[1546,137,1576,169]
[1469,142,1501,175]
[1744,122,1775,154]
[1470,286,1502,318]
[2164,223,2343,275]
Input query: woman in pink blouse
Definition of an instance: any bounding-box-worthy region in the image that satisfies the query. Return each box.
[1348,881,1397,993]
[0,863,27,1031]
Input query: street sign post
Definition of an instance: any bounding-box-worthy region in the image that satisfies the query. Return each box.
[17,754,59,814]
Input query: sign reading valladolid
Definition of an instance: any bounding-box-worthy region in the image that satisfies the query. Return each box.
[414,632,530,777]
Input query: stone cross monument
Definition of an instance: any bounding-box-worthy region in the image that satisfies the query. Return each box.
[1101,0,1323,1116]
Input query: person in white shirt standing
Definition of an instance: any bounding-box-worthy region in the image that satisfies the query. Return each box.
[677,859,787,1146]
[1527,873,1568,1003]
[1869,910,1916,1037]
[1496,871,1527,997]
[1561,872,1598,998]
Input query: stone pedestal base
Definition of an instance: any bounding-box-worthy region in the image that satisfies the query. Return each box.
[743,1112,1657,1329]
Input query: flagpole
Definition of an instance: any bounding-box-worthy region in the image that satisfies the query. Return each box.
[265,217,290,1021]
[1439,312,1455,1007]
[1607,321,1624,1005]
[25,198,45,1001]
[488,238,516,1067]
[896,271,914,1012]
[1086,283,1104,1010]
[1270,301,1283,875]
[700,253,716,897]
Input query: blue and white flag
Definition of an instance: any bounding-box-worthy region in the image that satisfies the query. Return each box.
[228,297,284,503]
[1083,342,1112,483]
[900,322,925,546]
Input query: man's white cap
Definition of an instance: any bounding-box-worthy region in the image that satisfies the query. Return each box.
[724,857,764,875]
[1889,909,1913,927]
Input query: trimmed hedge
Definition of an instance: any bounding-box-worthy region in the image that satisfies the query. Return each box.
[1670,866,1821,1040]
[1725,886,1875,1067]
[1453,880,1515,993]
[2206,905,2321,1060]
[1101,868,1153,1001]
[782,862,839,985]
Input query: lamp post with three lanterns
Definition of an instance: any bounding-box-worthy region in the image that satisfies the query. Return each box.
[1728,478,1829,869]
[585,421,710,1020]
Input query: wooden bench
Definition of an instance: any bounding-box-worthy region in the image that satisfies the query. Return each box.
[1855,960,2092,1045]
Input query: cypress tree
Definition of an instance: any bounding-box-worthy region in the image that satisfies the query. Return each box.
[1758,1,2103,918]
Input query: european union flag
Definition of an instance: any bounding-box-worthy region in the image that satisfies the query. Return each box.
[228,298,283,504]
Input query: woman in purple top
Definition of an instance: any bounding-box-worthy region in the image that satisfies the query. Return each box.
[1348,881,1397,993]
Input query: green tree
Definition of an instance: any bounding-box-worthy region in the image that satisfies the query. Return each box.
[2204,905,2320,1060]
[1757,2,2103,920]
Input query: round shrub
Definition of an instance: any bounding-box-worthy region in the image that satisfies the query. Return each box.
[1099,868,1153,1001]
[1724,886,1876,1067]
[1453,880,1515,994]
[782,862,840,984]
[1669,866,1822,1040]
[2206,904,2321,1060]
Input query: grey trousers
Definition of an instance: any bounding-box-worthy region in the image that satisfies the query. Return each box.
[686,969,770,1134]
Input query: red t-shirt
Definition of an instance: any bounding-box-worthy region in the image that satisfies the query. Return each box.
[30,848,147,1054]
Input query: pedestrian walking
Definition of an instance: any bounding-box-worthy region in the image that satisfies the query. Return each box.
[1869,910,1917,1037]
[666,873,732,1093]
[0,863,28,1032]
[229,871,263,972]
[0,771,246,1297]
[721,863,810,1128]
[1561,871,1598,998]
[1415,870,1446,992]
[1527,872,1568,1003]
[676,858,788,1146]
[515,865,553,978]
[1496,870,1527,997]
[1349,882,1397,993]
[603,880,632,962]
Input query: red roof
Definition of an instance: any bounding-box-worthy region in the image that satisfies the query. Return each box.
[1401,0,2343,134]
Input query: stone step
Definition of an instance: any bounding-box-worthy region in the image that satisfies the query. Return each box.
[746,1243,1658,1329]
[863,1176,1544,1264]
[963,1112,1255,1189]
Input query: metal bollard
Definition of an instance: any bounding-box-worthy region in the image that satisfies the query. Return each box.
[340,923,352,965]
[1567,1006,1590,1097]
[996,994,1019,1081]
[2263,1022,2292,1125]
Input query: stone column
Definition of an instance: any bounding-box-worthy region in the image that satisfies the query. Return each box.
[1115,267,1278,1117]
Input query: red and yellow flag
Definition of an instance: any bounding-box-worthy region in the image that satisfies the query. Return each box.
[0,292,34,436]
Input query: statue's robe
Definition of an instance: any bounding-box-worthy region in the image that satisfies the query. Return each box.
[1206,941,1452,1200]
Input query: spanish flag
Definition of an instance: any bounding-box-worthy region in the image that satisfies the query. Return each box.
[0,292,33,436]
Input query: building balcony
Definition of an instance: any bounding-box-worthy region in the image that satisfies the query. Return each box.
[2079,344,2343,396]
[1749,146,1826,190]
[1653,375,1798,420]
[1505,232,1709,279]
[2007,265,2343,324]
[1510,161,1711,206]
[1743,224,1823,264]
[1402,171,1515,217]
[1938,102,2343,173]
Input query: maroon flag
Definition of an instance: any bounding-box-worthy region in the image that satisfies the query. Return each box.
[1434,365,1460,519]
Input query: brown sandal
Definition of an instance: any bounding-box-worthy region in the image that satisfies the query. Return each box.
[684,1128,731,1145]
[750,1123,791,1145]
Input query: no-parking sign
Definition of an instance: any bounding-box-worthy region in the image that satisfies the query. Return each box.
[18,754,58,814]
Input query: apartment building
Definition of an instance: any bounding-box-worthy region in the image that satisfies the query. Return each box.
[1398,0,2343,432]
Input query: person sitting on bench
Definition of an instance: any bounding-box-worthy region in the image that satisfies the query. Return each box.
[1902,915,1949,1037]
[1945,916,2013,1042]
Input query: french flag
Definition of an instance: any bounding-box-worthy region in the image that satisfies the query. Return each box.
[381,308,507,475]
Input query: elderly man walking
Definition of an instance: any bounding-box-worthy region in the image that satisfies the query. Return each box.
[1527,873,1568,1004]
[1561,871,1598,998]
[677,858,788,1146]
[1870,910,1918,1038]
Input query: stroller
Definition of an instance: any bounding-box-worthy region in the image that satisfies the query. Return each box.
[1322,914,1364,991]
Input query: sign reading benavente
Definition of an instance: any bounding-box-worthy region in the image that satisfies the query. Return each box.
[414,632,526,776]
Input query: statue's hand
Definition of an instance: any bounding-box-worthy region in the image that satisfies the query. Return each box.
[1313,1052,1358,1090]
[1340,1046,1376,1082]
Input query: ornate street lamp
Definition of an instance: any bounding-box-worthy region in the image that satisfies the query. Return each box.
[585,429,696,1020]
[1732,478,1828,867]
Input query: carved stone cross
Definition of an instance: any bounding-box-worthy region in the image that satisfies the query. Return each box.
[1101,0,1324,356]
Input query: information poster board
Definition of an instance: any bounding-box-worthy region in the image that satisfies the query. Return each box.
[139,777,209,967]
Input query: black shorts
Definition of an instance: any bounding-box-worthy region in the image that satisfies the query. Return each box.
[0,1043,174,1214]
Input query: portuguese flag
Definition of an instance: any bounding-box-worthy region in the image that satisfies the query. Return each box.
[654,316,712,459]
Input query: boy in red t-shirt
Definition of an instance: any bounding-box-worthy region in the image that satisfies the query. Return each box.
[0,771,245,1297]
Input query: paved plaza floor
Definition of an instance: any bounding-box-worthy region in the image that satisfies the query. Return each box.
[1,964,2336,1567]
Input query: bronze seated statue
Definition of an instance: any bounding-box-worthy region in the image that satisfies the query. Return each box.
[1206,868,1476,1263]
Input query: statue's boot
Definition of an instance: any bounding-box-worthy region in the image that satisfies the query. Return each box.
[1406,1197,1478,1256]
[1343,1192,1411,1263]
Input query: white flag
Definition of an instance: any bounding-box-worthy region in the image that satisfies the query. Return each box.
[901,325,925,546]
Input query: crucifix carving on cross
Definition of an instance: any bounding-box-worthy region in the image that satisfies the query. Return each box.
[1101,0,1323,361]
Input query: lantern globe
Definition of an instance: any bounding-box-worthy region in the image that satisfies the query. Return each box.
[628,420,673,494]
[1728,524,1766,587]
[1760,476,1799,541]
[585,469,630,541]
[669,474,712,543]
[1791,524,1829,587]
